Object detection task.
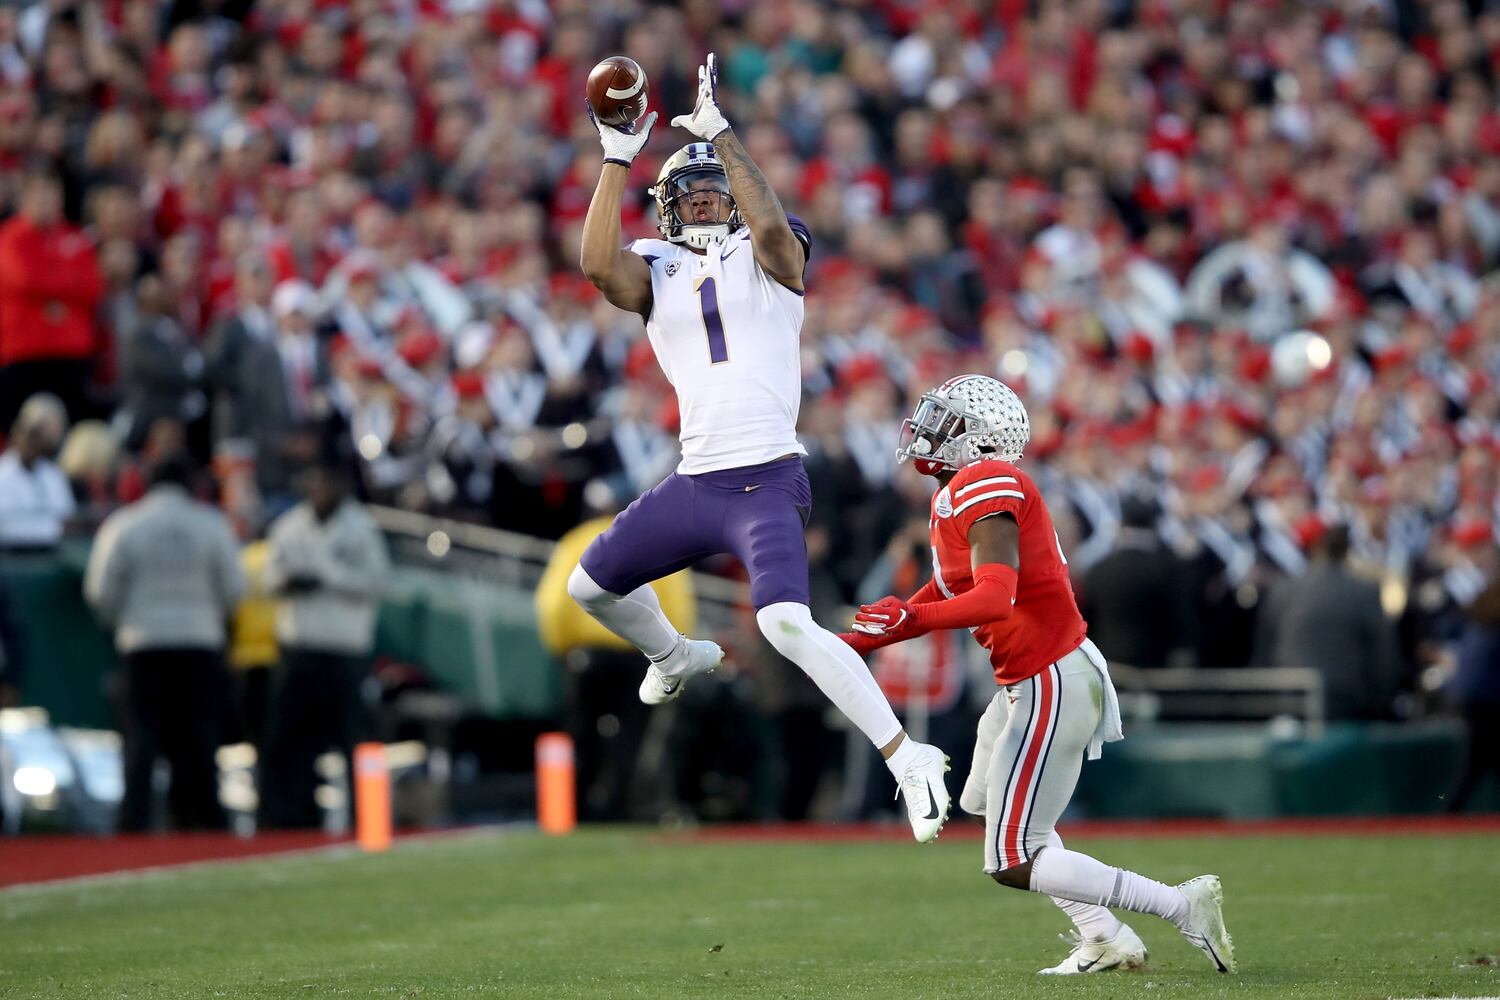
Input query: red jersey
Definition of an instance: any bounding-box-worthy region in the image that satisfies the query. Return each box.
[928,458,1087,686]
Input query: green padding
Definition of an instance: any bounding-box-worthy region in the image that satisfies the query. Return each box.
[1073,721,1496,818]
[2,546,562,726]
[378,568,558,720]
[1,545,118,729]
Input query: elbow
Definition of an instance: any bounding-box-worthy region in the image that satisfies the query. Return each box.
[578,250,610,288]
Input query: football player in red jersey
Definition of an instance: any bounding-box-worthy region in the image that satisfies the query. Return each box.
[842,375,1237,976]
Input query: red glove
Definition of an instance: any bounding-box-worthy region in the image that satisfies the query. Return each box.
[837,631,885,656]
[852,595,926,640]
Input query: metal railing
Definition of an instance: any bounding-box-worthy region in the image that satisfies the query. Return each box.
[368,506,753,629]
[1107,662,1327,738]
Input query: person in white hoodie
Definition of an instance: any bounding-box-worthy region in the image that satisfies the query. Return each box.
[258,462,390,829]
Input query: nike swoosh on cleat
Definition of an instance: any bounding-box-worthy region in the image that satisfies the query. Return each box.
[1076,958,1104,972]
[924,781,940,820]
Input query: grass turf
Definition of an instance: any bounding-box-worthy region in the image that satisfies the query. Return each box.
[1,826,1497,999]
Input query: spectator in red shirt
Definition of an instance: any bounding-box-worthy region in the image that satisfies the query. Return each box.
[0,167,105,431]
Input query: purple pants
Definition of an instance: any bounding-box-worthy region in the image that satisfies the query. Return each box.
[580,456,812,609]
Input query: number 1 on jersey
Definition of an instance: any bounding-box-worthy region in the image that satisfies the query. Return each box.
[694,276,729,365]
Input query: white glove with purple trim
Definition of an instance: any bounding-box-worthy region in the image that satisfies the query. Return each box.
[671,52,730,141]
[587,101,658,167]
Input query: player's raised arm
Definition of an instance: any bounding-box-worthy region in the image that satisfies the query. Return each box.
[672,54,806,292]
[579,103,658,318]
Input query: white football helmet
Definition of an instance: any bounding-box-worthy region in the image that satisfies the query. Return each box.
[897,374,1031,475]
[652,143,742,249]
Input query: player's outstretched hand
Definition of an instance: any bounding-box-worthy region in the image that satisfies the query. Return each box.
[671,52,730,141]
[852,595,921,639]
[588,100,658,167]
[837,631,882,656]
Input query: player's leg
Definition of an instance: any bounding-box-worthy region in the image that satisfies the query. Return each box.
[570,474,724,701]
[719,461,950,842]
[961,690,1127,968]
[984,653,1235,973]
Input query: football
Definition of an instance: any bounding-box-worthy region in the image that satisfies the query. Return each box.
[587,55,649,128]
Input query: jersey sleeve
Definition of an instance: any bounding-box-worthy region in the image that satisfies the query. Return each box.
[786,214,812,261]
[951,465,1027,538]
[625,238,663,266]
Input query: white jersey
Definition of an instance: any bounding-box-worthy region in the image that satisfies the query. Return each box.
[629,229,807,474]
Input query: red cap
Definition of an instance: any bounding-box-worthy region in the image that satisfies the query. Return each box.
[836,354,888,390]
[397,329,444,368]
[1237,345,1272,383]
[1187,464,1223,494]
[1373,344,1409,373]
[1449,519,1494,548]
[1122,331,1155,363]
[1293,514,1327,551]
[1448,324,1478,355]
[452,370,485,400]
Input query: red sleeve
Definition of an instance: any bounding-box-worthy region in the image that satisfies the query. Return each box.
[907,564,1019,632]
[0,227,103,304]
[910,578,943,604]
[951,469,1026,538]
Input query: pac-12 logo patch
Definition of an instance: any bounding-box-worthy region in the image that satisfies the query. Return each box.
[934,486,953,518]
[664,261,681,277]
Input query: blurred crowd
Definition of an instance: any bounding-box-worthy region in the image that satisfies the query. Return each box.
[0,0,1496,721]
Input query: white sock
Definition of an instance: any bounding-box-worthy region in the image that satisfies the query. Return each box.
[567,566,680,661]
[1030,843,1189,929]
[1043,832,1123,942]
[885,735,921,776]
[755,602,903,748]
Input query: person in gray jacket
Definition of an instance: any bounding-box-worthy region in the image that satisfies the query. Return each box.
[1256,523,1403,721]
[84,453,245,831]
[258,463,390,828]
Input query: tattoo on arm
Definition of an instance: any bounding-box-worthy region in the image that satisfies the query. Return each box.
[713,130,804,287]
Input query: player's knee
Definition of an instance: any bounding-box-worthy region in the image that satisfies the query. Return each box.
[990,858,1034,890]
[755,601,810,654]
[567,565,616,612]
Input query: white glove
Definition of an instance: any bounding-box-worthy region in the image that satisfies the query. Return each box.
[671,52,730,141]
[587,102,658,167]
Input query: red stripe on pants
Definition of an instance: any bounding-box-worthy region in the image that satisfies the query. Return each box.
[1002,666,1056,868]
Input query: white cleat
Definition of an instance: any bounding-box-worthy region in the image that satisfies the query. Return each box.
[1176,874,1235,973]
[895,742,951,843]
[1038,924,1148,975]
[638,637,723,706]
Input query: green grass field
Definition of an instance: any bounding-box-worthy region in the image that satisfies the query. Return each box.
[2,827,1497,999]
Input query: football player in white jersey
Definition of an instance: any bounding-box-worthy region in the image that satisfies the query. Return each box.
[571,53,952,842]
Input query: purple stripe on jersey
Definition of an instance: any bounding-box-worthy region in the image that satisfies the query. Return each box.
[698,275,728,363]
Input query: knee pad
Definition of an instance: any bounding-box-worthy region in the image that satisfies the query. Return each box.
[755,601,812,656]
[567,565,615,611]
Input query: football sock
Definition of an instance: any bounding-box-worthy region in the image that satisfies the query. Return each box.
[1043,832,1123,942]
[885,735,921,775]
[1030,843,1189,929]
[567,566,680,661]
[755,602,904,749]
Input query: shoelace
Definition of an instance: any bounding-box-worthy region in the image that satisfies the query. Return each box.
[894,762,930,812]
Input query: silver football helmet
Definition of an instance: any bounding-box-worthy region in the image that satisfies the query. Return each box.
[897,374,1031,473]
[652,143,742,249]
